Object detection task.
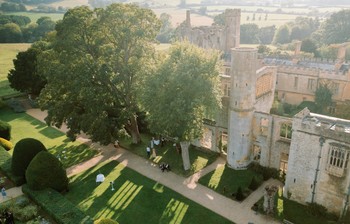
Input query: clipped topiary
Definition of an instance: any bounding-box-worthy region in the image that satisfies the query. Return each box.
[236,186,244,201]
[0,120,11,140]
[0,137,13,151]
[94,219,119,224]
[26,151,68,192]
[248,176,260,191]
[12,138,47,178]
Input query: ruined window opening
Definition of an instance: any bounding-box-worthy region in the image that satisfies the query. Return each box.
[260,118,269,136]
[326,144,349,177]
[253,145,261,162]
[279,123,292,139]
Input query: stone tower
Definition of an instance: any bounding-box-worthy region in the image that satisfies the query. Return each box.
[227,48,257,169]
[224,9,241,53]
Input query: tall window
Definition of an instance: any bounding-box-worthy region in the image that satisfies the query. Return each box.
[279,123,292,139]
[332,83,340,95]
[224,84,230,97]
[307,78,316,90]
[294,77,298,89]
[326,144,350,177]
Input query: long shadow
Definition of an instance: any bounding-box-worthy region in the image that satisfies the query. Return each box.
[48,144,97,169]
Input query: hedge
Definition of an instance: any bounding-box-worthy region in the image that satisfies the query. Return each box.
[26,151,68,192]
[0,120,11,140]
[12,138,47,178]
[0,146,25,186]
[22,185,93,224]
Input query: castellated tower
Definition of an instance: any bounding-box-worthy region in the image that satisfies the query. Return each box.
[227,48,257,169]
[224,9,241,52]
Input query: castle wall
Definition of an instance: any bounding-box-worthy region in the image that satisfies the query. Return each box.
[227,48,257,169]
[180,9,240,53]
[275,65,350,105]
[284,108,350,215]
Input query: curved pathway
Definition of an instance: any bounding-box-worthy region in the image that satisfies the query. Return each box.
[3,108,283,224]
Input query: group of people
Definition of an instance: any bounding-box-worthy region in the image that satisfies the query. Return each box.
[159,163,171,172]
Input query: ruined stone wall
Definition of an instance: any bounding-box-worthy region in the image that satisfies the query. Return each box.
[284,108,350,215]
[180,9,240,53]
[255,66,277,113]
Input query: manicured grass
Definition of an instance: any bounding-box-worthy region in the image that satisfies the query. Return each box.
[66,160,233,224]
[119,134,220,177]
[254,188,341,224]
[0,43,31,97]
[0,107,98,168]
[198,165,263,199]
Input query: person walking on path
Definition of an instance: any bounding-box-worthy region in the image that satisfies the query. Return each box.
[146,146,151,158]
[1,187,6,199]
[114,140,119,148]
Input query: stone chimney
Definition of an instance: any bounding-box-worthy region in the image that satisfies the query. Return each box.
[186,10,191,28]
[292,41,302,64]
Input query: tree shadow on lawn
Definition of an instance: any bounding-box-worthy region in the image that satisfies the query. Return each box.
[65,161,229,224]
[198,165,263,200]
[48,144,98,169]
[121,136,219,177]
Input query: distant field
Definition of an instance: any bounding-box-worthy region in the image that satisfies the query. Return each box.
[0,43,31,97]
[4,12,64,23]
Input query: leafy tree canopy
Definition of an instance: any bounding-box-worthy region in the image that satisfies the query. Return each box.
[141,41,221,170]
[321,9,350,45]
[8,41,50,95]
[315,82,333,114]
[38,4,161,145]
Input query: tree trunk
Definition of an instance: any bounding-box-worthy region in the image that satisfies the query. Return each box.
[180,141,191,171]
[125,114,141,144]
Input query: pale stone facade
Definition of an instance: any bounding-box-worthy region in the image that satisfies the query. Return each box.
[285,108,350,216]
[182,9,350,217]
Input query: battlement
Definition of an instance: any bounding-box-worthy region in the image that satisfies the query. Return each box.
[295,108,350,143]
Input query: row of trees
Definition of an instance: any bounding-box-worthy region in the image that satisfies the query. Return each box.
[8,4,222,171]
[0,15,55,42]
[213,9,350,58]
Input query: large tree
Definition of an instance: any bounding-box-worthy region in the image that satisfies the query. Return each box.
[141,42,221,170]
[321,9,350,45]
[38,4,160,145]
[8,41,49,95]
[240,23,259,44]
[315,82,333,114]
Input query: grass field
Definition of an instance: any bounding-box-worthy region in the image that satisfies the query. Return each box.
[0,107,98,169]
[0,43,31,97]
[198,164,263,199]
[66,160,233,224]
[4,12,64,23]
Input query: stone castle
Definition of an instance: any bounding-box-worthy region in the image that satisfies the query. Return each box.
[181,9,350,218]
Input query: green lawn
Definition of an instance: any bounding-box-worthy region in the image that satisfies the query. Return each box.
[0,43,31,97]
[0,107,98,168]
[66,160,233,224]
[270,189,341,224]
[119,134,220,177]
[198,165,263,199]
